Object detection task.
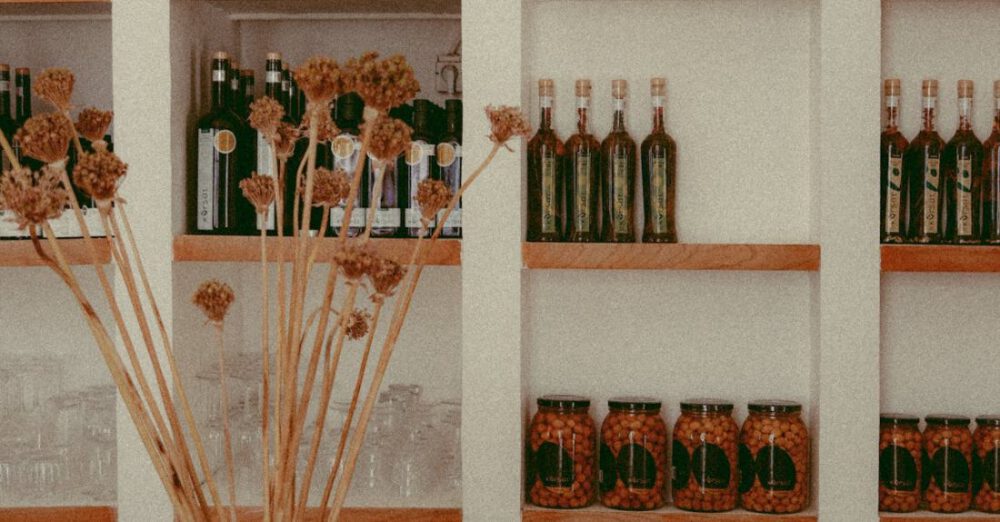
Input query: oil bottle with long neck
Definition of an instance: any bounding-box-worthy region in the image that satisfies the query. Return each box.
[526,79,564,242]
[640,77,677,243]
[881,79,908,243]
[943,80,984,243]
[904,80,945,243]
[565,79,599,242]
[601,79,637,242]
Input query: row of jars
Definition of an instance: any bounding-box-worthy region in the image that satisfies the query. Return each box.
[526,395,810,513]
[880,413,1000,514]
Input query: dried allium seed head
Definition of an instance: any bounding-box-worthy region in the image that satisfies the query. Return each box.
[293,57,343,104]
[368,257,407,301]
[14,113,73,164]
[273,122,300,160]
[485,105,532,145]
[300,104,339,142]
[365,115,411,164]
[248,97,284,140]
[416,179,452,222]
[344,52,420,113]
[334,245,376,280]
[239,173,276,214]
[311,167,350,208]
[345,308,371,341]
[75,107,113,143]
[0,166,68,229]
[34,68,75,112]
[72,150,128,204]
[193,280,235,324]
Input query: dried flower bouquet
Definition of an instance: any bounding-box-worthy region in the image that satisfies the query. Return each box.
[0,55,529,522]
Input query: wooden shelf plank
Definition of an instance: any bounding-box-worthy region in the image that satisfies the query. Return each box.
[173,235,461,266]
[880,512,1000,521]
[0,238,111,267]
[881,244,1000,272]
[522,506,817,521]
[522,243,820,271]
[233,507,461,521]
[0,506,115,522]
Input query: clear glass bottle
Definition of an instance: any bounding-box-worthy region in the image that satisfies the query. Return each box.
[879,414,921,513]
[982,82,1000,243]
[599,397,667,511]
[601,79,637,242]
[641,78,677,243]
[905,80,945,243]
[565,79,600,242]
[739,400,809,514]
[673,399,738,512]
[943,80,984,243]
[881,79,909,243]
[924,414,973,513]
[527,79,564,242]
[527,395,595,509]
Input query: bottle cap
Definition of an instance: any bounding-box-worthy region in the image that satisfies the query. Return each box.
[575,79,591,97]
[883,79,901,97]
[976,415,1000,427]
[958,79,974,98]
[609,396,662,412]
[650,77,666,97]
[922,79,938,97]
[612,79,628,99]
[925,414,970,426]
[538,79,554,97]
[282,62,290,71]
[445,98,462,114]
[880,413,919,426]
[266,52,282,61]
[241,69,254,78]
[537,394,590,410]
[15,67,30,75]
[212,51,229,61]
[230,59,240,70]
[681,398,734,414]
[748,400,802,414]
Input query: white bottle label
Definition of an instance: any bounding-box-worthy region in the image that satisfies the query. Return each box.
[0,80,8,93]
[541,153,557,234]
[266,71,281,83]
[255,131,276,231]
[576,96,590,110]
[613,98,626,112]
[957,157,974,237]
[197,130,216,231]
[886,95,899,109]
[885,155,903,235]
[923,156,940,234]
[0,210,19,238]
[652,95,665,109]
[540,95,552,109]
[405,208,425,228]
[373,209,401,228]
[329,207,366,229]
[212,70,226,82]
[406,141,435,229]
[437,208,461,229]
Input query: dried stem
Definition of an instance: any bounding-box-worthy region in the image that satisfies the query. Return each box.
[259,216,272,519]
[214,325,238,522]
[360,162,386,242]
[0,130,21,170]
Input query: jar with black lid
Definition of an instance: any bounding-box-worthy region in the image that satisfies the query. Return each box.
[974,415,1000,513]
[598,397,667,510]
[739,400,809,514]
[924,414,972,513]
[879,414,922,513]
[526,395,595,508]
[672,399,738,512]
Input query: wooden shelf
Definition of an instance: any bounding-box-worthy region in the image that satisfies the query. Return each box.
[173,235,461,266]
[881,244,1000,272]
[522,506,817,521]
[234,507,461,521]
[0,506,115,522]
[0,238,111,267]
[880,512,1000,521]
[522,243,820,271]
[0,0,110,17]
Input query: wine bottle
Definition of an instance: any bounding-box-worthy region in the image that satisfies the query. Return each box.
[240,69,255,121]
[881,79,908,243]
[943,80,984,243]
[527,79,564,242]
[437,99,462,238]
[641,77,677,243]
[402,99,438,237]
[370,104,410,238]
[904,80,945,243]
[229,59,243,117]
[280,62,292,114]
[0,64,20,239]
[983,82,1000,243]
[255,53,282,235]
[601,79,637,242]
[330,92,367,236]
[193,52,253,235]
[565,79,600,242]
[14,68,41,172]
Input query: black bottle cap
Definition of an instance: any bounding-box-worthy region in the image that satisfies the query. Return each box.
[976,415,1000,427]
[608,396,661,412]
[748,400,802,414]
[880,413,920,426]
[445,98,462,114]
[925,414,970,426]
[389,104,413,126]
[681,398,734,414]
[537,394,590,410]
[336,92,363,126]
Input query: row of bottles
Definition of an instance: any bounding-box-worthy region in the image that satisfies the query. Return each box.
[192,51,463,239]
[526,78,677,243]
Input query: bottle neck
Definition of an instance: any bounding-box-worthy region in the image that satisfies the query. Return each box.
[0,78,9,119]
[445,114,460,137]
[539,95,553,131]
[993,99,1000,131]
[211,64,228,110]
[922,96,936,132]
[958,96,973,131]
[15,76,30,121]
[576,96,590,134]
[651,96,665,131]
[884,95,899,131]
[612,97,626,131]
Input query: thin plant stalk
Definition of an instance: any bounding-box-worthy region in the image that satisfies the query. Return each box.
[214,325,238,522]
[359,162,386,243]
[258,211,272,519]
[0,132,21,169]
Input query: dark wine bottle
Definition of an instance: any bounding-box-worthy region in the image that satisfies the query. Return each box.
[983,82,1000,243]
[565,79,600,242]
[904,80,945,243]
[14,67,42,172]
[881,79,908,243]
[601,79,637,243]
[942,80,984,244]
[437,99,462,238]
[229,59,244,117]
[370,104,410,238]
[641,78,677,243]
[0,64,21,239]
[331,92,367,236]
[240,69,255,121]
[402,99,438,237]
[255,53,283,235]
[526,79,564,242]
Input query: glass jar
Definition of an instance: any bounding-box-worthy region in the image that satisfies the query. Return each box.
[974,415,1000,513]
[924,414,973,513]
[526,395,595,509]
[739,400,809,514]
[598,397,667,510]
[673,399,738,512]
[879,414,922,513]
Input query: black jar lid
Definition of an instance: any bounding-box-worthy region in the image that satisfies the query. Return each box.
[608,396,661,412]
[880,413,920,426]
[976,415,1000,427]
[748,400,802,414]
[537,395,590,409]
[681,398,734,413]
[925,414,970,426]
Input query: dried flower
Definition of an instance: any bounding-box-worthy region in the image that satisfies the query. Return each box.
[485,105,532,146]
[193,280,235,324]
[34,68,75,112]
[344,52,420,113]
[75,108,113,143]
[311,168,350,208]
[365,115,411,164]
[300,105,339,142]
[345,309,371,340]
[293,57,343,104]
[72,150,128,204]
[368,257,407,301]
[273,122,300,160]
[239,173,276,214]
[248,97,284,140]
[416,179,452,222]
[0,166,69,229]
[334,245,376,280]
[15,113,73,164]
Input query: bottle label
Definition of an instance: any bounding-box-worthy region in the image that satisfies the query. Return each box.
[886,154,903,234]
[535,441,574,488]
[984,448,1000,492]
[541,153,557,234]
[282,80,290,91]
[406,140,435,229]
[256,131,276,231]
[650,155,669,234]
[0,80,8,93]
[960,98,973,116]
[652,95,665,108]
[214,130,237,154]
[886,95,899,108]
[405,208,429,229]
[612,153,630,235]
[438,208,461,229]
[615,443,658,490]
[330,207,366,228]
[540,95,552,109]
[266,71,281,83]
[574,152,591,233]
[924,156,940,234]
[738,444,755,493]
[373,209,401,228]
[613,98,625,112]
[672,440,690,491]
[923,97,937,110]
[231,77,240,91]
[931,447,970,492]
[576,96,590,110]
[333,133,365,222]
[212,69,226,82]
[957,157,974,236]
[880,445,918,492]
[692,442,732,490]
[599,443,617,493]
[436,143,460,167]
[755,445,796,491]
[0,210,21,238]
[197,129,219,230]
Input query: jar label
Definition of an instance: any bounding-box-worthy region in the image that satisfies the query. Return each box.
[756,445,796,491]
[599,442,617,493]
[616,443,657,490]
[672,439,690,491]
[984,448,1000,492]
[650,154,669,235]
[535,441,575,488]
[886,154,903,234]
[738,444,755,493]
[922,449,932,492]
[574,152,591,234]
[957,157,973,236]
[931,447,970,493]
[541,153,557,235]
[973,449,984,495]
[612,152,629,235]
[924,156,940,234]
[692,442,731,490]
[879,445,918,492]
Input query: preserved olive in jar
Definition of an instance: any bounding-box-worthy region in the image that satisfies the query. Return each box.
[672,399,738,512]
[924,414,972,513]
[974,416,1000,513]
[598,397,667,510]
[526,395,596,508]
[739,400,809,514]
[879,414,922,513]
